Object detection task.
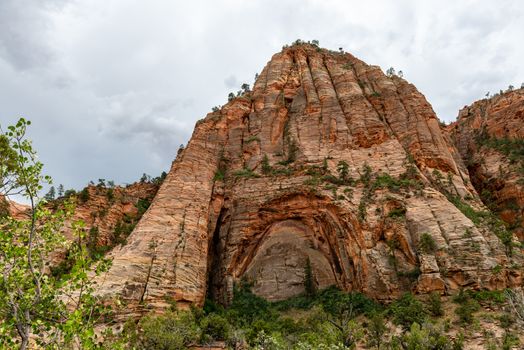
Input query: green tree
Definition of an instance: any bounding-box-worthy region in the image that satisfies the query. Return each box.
[79,187,90,203]
[360,163,372,186]
[392,323,463,350]
[303,258,316,297]
[140,173,151,183]
[390,293,427,330]
[418,233,437,254]
[44,186,56,201]
[261,154,272,175]
[241,83,250,93]
[337,161,349,183]
[317,288,369,348]
[57,184,64,197]
[427,292,443,317]
[0,118,110,349]
[386,67,396,77]
[367,312,388,349]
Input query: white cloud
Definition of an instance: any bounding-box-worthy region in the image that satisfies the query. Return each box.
[0,0,522,191]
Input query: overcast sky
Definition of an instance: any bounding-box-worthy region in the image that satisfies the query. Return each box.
[1,0,523,193]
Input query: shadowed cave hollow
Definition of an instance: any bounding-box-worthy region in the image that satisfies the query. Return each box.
[243,220,338,300]
[206,195,366,304]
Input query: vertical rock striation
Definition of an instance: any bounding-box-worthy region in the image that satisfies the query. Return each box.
[94,44,522,317]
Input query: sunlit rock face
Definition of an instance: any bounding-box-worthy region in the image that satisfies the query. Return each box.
[92,44,522,318]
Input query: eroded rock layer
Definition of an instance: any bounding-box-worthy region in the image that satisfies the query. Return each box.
[447,88,524,240]
[95,44,522,316]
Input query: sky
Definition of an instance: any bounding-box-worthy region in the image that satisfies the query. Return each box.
[0,0,523,193]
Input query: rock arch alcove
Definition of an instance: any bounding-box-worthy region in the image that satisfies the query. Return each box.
[208,192,370,304]
[243,220,338,301]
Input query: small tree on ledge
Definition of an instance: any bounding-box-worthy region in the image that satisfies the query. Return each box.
[304,257,316,297]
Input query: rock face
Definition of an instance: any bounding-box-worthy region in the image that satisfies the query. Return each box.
[94,44,522,316]
[446,88,524,241]
[61,183,159,247]
[0,195,30,220]
[40,182,159,273]
[50,182,160,260]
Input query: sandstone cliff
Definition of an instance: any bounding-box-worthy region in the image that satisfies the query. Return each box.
[447,88,524,241]
[39,181,160,277]
[58,182,159,257]
[94,43,522,317]
[0,194,30,220]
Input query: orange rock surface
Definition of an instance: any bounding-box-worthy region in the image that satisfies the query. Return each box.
[447,88,524,240]
[92,44,522,317]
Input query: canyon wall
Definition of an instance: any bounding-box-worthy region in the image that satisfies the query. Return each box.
[93,44,522,317]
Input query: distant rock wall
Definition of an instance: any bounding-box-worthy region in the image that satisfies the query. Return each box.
[447,89,524,240]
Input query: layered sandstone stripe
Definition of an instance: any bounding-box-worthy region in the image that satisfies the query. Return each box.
[95,44,522,316]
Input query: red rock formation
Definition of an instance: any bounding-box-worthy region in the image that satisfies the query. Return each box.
[447,88,524,240]
[0,194,30,220]
[48,182,160,260]
[94,44,522,317]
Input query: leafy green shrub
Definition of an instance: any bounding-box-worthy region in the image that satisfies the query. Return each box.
[452,289,469,304]
[233,167,259,178]
[366,312,388,349]
[397,267,421,281]
[390,293,428,330]
[106,188,115,203]
[251,330,286,350]
[135,311,200,350]
[360,163,372,186]
[447,195,485,224]
[136,197,151,216]
[63,189,76,198]
[418,233,437,254]
[271,294,316,312]
[322,174,345,186]
[498,313,515,329]
[501,331,520,350]
[261,154,272,175]
[227,280,272,326]
[79,187,90,203]
[393,323,463,350]
[470,290,506,305]
[200,313,231,342]
[336,160,354,185]
[113,219,135,245]
[427,292,443,317]
[214,169,225,181]
[152,171,168,185]
[318,286,380,317]
[388,207,406,218]
[87,226,99,249]
[454,298,480,324]
[358,200,367,221]
[445,193,514,256]
[478,135,524,164]
[373,173,400,191]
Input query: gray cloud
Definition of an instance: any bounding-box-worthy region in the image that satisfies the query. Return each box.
[0,0,523,194]
[224,75,239,89]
